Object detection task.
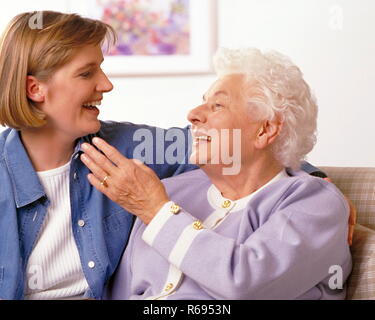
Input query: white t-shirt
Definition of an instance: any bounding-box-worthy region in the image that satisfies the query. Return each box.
[24,162,89,300]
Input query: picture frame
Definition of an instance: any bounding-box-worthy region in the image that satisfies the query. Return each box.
[67,0,217,76]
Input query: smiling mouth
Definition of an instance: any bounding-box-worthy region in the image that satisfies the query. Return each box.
[195,136,212,142]
[82,100,102,110]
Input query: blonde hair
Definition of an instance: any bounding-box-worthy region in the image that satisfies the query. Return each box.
[0,11,116,130]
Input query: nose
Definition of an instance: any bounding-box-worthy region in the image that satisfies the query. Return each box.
[187,103,207,125]
[97,69,114,93]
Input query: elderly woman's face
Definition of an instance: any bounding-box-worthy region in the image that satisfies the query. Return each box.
[188,74,261,168]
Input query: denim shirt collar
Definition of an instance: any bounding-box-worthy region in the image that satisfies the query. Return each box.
[3,129,46,208]
[3,130,100,209]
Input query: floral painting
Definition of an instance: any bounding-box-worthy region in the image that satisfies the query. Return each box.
[89,0,190,56]
[69,0,216,75]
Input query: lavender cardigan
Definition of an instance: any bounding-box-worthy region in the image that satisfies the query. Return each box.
[105,169,352,300]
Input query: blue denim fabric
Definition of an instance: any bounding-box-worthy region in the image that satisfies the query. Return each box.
[300,161,327,178]
[0,121,197,300]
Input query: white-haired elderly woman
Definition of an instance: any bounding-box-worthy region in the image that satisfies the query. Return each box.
[81,48,352,299]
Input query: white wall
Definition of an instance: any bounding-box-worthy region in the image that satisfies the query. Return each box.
[1,0,374,167]
[216,0,375,167]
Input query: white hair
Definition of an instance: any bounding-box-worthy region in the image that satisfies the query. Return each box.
[213,47,318,170]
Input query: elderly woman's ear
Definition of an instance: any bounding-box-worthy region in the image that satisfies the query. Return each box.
[254,120,283,149]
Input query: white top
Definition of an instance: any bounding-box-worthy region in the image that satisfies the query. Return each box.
[24,162,89,300]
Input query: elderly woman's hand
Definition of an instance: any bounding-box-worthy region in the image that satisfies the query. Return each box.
[81,138,170,225]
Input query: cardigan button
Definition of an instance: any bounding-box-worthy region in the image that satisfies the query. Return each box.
[170,203,181,215]
[164,283,174,292]
[222,200,231,208]
[192,220,204,230]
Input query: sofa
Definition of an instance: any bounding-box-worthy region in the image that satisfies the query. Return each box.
[319,167,375,300]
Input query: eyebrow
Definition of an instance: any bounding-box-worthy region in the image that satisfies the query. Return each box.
[75,59,104,73]
[203,90,228,101]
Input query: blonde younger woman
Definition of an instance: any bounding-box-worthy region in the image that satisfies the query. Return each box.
[0,11,194,300]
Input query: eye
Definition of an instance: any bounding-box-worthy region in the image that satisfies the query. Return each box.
[80,71,92,78]
[213,103,224,110]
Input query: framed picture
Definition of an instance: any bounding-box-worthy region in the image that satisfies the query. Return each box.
[67,0,217,76]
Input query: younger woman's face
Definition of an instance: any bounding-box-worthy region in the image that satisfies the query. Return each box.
[38,44,113,139]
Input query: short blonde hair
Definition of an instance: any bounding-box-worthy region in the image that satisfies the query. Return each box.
[0,11,116,130]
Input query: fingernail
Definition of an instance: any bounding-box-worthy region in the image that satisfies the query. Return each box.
[92,137,101,145]
[81,154,87,161]
[82,143,89,150]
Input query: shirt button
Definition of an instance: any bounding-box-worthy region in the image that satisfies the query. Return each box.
[73,172,78,180]
[78,220,85,227]
[88,261,95,269]
[74,154,80,160]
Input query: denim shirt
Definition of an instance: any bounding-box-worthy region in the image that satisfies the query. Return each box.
[0,121,197,300]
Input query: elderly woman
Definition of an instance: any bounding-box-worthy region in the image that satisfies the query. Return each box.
[81,48,352,299]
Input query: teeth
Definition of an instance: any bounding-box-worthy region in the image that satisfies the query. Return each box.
[82,101,101,107]
[196,136,212,142]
